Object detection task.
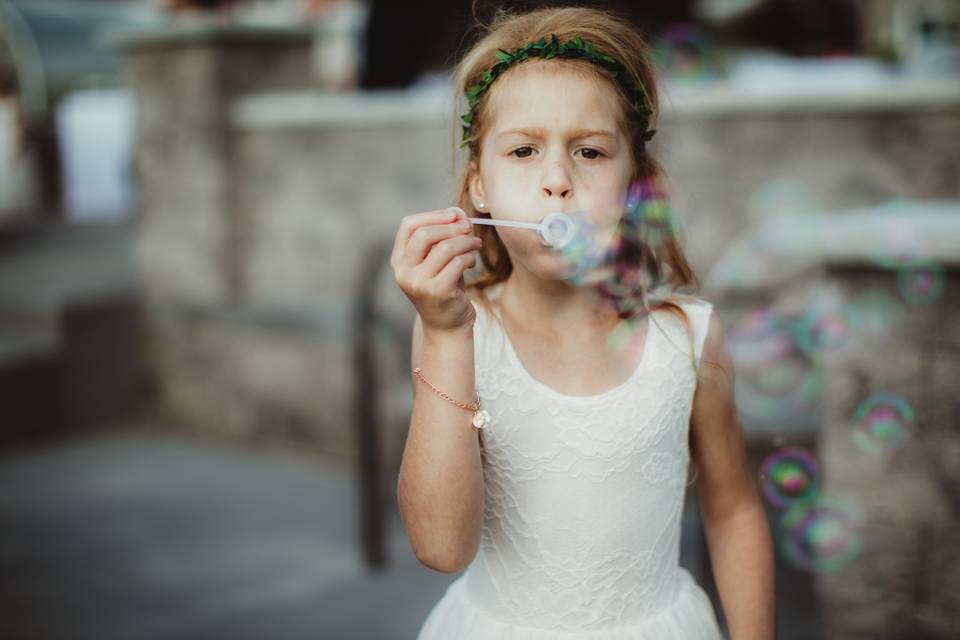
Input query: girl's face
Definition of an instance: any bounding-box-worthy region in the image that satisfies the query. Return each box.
[469,61,634,280]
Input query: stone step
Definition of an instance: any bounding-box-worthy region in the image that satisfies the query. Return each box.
[0,295,150,448]
[0,220,145,448]
[0,307,58,365]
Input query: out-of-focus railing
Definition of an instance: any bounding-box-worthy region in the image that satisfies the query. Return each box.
[352,237,412,569]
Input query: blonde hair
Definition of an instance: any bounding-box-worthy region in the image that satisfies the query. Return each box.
[451,4,705,375]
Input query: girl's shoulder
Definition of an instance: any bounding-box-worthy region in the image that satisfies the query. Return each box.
[466,285,502,333]
[654,293,715,365]
[466,282,504,313]
[660,292,714,315]
[652,292,714,347]
[466,286,492,311]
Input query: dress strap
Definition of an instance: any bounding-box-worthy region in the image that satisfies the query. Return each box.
[685,296,714,368]
[468,288,499,370]
[644,295,713,370]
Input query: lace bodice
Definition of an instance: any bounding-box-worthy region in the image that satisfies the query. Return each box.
[459,282,715,632]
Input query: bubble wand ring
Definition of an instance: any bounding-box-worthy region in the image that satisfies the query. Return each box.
[448,207,578,249]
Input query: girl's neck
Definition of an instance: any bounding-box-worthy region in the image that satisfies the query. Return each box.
[500,270,620,339]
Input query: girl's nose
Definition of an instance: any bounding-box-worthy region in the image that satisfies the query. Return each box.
[542,183,572,199]
[541,157,573,200]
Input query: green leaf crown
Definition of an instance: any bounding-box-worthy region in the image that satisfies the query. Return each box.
[460,34,656,148]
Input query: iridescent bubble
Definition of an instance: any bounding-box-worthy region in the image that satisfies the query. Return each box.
[791,306,857,360]
[747,356,811,398]
[622,176,681,251]
[736,361,823,423]
[727,308,822,423]
[653,23,721,82]
[850,391,916,455]
[569,176,683,316]
[539,211,578,249]
[896,259,945,306]
[606,314,650,357]
[558,213,613,281]
[845,289,906,340]
[726,308,793,369]
[758,446,820,510]
[777,494,863,574]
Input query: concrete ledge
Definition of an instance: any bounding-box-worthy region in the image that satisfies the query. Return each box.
[660,78,960,118]
[231,89,456,130]
[105,22,314,51]
[705,200,960,294]
[230,78,960,131]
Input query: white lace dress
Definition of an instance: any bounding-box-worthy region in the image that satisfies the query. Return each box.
[416,282,724,639]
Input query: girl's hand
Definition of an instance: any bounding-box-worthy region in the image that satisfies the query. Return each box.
[391,207,483,334]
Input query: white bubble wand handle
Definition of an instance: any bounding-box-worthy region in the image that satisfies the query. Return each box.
[466,218,540,231]
[447,207,577,249]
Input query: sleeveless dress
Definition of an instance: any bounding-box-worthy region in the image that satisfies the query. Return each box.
[416,282,724,639]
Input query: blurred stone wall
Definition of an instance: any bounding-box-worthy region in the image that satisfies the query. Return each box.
[123,25,960,471]
[817,265,960,638]
[125,32,960,630]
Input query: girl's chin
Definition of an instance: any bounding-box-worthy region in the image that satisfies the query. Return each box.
[528,251,587,279]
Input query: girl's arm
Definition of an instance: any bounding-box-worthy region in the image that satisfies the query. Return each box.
[689,312,776,640]
[397,313,484,574]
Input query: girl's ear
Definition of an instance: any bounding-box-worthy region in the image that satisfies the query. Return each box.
[468,161,486,208]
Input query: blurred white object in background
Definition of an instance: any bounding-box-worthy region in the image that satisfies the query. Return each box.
[234,0,303,25]
[704,200,960,295]
[55,88,136,222]
[309,0,369,91]
[863,0,960,76]
[0,95,38,223]
[694,0,762,22]
[726,52,896,94]
[901,5,960,77]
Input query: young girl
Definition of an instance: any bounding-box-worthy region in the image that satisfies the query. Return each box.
[391,6,775,639]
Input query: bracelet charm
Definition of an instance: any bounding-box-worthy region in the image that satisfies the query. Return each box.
[472,409,491,430]
[414,367,489,430]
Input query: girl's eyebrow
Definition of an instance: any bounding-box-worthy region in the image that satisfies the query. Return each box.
[495,127,617,141]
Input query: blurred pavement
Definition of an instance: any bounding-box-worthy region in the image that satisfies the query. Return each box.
[0,426,452,640]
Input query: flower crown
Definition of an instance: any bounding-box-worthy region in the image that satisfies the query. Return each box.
[460,34,656,148]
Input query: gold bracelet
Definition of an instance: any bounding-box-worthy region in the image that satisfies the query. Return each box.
[413,367,490,430]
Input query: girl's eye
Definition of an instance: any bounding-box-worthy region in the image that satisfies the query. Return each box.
[509,147,605,160]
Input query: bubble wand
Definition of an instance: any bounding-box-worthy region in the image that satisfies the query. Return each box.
[448,207,578,249]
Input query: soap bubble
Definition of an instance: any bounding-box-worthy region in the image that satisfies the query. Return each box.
[896,258,945,306]
[727,308,822,423]
[621,176,681,251]
[595,177,682,313]
[791,305,858,360]
[485,176,685,318]
[849,391,916,455]
[758,446,820,510]
[777,494,863,574]
[727,308,793,368]
[845,289,906,340]
[653,23,722,83]
[538,211,578,249]
[551,212,610,279]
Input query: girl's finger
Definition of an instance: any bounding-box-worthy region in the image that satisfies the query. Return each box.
[432,250,477,293]
[405,217,474,265]
[419,235,481,278]
[393,209,460,258]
